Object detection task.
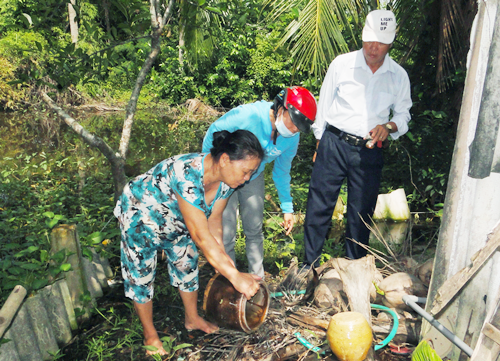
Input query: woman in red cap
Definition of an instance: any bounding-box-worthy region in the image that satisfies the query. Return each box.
[202,86,317,278]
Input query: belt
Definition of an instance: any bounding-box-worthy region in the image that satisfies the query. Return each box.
[326,124,367,147]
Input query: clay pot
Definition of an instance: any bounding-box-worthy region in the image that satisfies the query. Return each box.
[327,312,373,361]
[203,273,270,333]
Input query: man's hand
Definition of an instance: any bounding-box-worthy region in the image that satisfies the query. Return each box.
[366,122,396,149]
[282,213,295,235]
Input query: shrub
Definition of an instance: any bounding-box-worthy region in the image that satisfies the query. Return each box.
[0,56,25,110]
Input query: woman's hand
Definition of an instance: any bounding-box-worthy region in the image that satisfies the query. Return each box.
[313,140,320,162]
[177,195,241,283]
[282,213,295,235]
[231,273,261,300]
[208,198,228,247]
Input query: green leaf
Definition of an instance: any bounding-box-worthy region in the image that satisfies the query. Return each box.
[205,6,221,14]
[59,263,72,272]
[173,343,193,351]
[13,251,25,258]
[87,232,105,245]
[46,218,59,228]
[43,211,55,218]
[3,243,20,250]
[32,278,49,290]
[21,263,41,270]
[51,249,66,264]
[49,267,61,278]
[82,247,93,262]
[27,246,39,253]
[142,345,159,351]
[7,267,23,276]
[40,250,49,263]
[412,340,443,361]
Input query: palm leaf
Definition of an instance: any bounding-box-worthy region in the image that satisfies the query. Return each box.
[265,0,362,79]
[434,0,476,92]
[179,0,227,68]
[412,340,443,361]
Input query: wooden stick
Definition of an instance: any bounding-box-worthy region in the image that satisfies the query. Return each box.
[286,317,327,336]
[430,223,500,315]
[0,285,27,339]
[288,313,330,330]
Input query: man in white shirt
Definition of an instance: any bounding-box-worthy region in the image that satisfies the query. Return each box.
[302,9,412,266]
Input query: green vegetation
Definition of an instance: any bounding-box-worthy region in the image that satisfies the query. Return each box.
[0,0,471,358]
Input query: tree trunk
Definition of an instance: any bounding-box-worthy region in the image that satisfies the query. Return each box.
[102,0,111,39]
[43,0,176,201]
[179,24,185,66]
[68,0,78,44]
[424,3,500,361]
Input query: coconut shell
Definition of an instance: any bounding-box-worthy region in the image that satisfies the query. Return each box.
[399,256,419,273]
[378,272,428,310]
[416,259,434,286]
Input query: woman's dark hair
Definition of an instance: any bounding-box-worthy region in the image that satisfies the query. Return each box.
[211,130,264,162]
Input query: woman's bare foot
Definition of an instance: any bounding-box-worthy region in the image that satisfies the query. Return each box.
[185,315,219,334]
[143,337,168,356]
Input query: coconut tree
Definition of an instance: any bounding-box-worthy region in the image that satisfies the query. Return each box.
[178,0,221,67]
[264,0,361,82]
[177,0,249,69]
[265,0,477,90]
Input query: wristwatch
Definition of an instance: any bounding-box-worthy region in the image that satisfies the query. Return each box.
[384,123,393,132]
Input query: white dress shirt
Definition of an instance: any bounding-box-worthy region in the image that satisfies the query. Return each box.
[312,49,412,140]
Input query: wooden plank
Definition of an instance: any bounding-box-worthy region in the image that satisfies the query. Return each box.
[430,223,500,316]
[470,290,500,361]
[483,323,500,345]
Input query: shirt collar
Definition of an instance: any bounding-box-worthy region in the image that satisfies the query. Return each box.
[354,49,394,74]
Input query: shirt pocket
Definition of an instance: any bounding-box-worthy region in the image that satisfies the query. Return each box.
[335,83,363,110]
[374,91,395,118]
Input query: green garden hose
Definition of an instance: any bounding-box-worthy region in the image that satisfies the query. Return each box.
[370,304,399,351]
[270,290,399,352]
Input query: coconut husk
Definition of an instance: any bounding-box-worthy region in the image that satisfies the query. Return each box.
[378,272,428,310]
[185,98,221,116]
[331,256,376,326]
[372,312,421,345]
[416,258,434,286]
[276,260,318,307]
[313,268,347,311]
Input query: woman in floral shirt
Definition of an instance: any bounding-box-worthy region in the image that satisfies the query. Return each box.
[114,130,264,355]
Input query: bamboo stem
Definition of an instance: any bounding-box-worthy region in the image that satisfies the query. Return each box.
[0,285,27,339]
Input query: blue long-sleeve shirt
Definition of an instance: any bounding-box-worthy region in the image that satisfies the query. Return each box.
[202,101,299,213]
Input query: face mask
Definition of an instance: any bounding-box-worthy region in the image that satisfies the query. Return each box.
[276,113,296,138]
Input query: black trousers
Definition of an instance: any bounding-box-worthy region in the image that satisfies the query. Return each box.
[303,129,383,266]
